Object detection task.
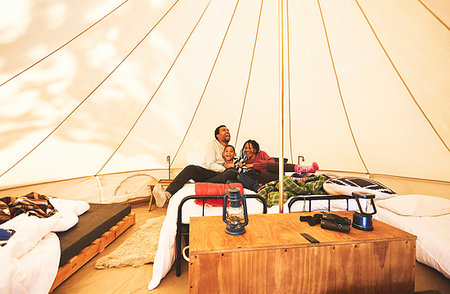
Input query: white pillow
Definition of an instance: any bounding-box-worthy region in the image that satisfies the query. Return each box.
[323,177,396,200]
[376,195,450,217]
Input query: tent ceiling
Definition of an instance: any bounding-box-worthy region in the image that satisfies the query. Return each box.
[0,0,449,192]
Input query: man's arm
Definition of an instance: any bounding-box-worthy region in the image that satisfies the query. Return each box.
[203,141,225,172]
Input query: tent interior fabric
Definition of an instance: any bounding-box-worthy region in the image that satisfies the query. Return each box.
[0,0,449,202]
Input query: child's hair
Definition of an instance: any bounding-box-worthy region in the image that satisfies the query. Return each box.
[243,140,260,154]
[224,144,235,152]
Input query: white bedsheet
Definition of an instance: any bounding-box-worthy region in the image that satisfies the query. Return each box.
[148,184,360,290]
[375,206,450,278]
[0,198,89,294]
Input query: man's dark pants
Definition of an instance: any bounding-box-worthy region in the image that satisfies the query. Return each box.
[166,165,238,195]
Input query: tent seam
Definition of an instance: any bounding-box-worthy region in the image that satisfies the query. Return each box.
[417,0,450,30]
[0,0,130,88]
[235,0,265,146]
[96,0,213,175]
[355,0,449,152]
[0,0,182,180]
[317,0,370,174]
[172,0,241,163]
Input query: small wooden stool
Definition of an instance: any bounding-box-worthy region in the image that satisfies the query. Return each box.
[148,179,173,211]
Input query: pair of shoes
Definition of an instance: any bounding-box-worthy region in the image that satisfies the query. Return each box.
[153,184,169,207]
[295,162,319,173]
[312,162,319,171]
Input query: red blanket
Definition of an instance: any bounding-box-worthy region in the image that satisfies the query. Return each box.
[194,183,244,207]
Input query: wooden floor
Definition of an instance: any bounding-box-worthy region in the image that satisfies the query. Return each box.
[53,201,449,294]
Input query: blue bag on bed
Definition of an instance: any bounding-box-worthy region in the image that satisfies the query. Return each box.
[0,228,15,246]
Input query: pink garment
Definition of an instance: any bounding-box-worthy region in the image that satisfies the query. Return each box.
[245,151,275,173]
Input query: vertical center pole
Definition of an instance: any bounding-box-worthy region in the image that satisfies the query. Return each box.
[278,0,285,213]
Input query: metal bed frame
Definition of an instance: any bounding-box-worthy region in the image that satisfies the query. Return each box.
[175,194,268,276]
[287,195,354,212]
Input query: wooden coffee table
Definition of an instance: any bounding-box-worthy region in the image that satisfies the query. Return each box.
[147,178,172,210]
[188,211,416,293]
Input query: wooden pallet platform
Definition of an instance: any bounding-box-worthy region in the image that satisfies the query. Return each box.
[50,212,136,292]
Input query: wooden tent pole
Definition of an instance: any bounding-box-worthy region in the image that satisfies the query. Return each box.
[278,0,285,213]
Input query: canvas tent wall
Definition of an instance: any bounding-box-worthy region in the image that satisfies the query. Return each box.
[0,0,449,202]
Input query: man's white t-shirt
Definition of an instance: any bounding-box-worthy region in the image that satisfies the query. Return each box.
[202,140,225,172]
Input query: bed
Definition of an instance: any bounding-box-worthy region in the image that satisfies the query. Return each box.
[0,197,135,293]
[374,195,450,279]
[51,202,134,291]
[147,182,360,290]
[317,177,450,278]
[148,174,450,289]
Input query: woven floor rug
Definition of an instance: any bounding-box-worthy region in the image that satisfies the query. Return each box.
[95,215,165,269]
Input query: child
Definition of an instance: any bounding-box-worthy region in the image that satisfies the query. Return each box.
[222,145,246,173]
[222,144,262,192]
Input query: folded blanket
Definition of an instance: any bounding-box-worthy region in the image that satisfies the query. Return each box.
[0,192,57,224]
[258,175,328,207]
[0,200,10,224]
[194,183,244,207]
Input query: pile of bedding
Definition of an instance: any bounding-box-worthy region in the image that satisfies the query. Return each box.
[0,194,89,294]
[375,195,450,278]
[257,175,328,207]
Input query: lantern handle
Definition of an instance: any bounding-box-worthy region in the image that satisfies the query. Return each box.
[352,191,377,215]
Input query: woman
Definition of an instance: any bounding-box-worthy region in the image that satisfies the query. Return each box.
[236,140,271,191]
[237,139,319,191]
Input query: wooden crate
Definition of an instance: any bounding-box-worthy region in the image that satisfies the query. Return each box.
[189,212,416,293]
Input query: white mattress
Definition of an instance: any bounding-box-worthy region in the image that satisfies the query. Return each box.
[375,206,450,278]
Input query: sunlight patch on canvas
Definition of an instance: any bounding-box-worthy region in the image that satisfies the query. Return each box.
[0,0,31,43]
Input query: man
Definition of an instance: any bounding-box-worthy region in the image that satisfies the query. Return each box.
[153,125,238,207]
